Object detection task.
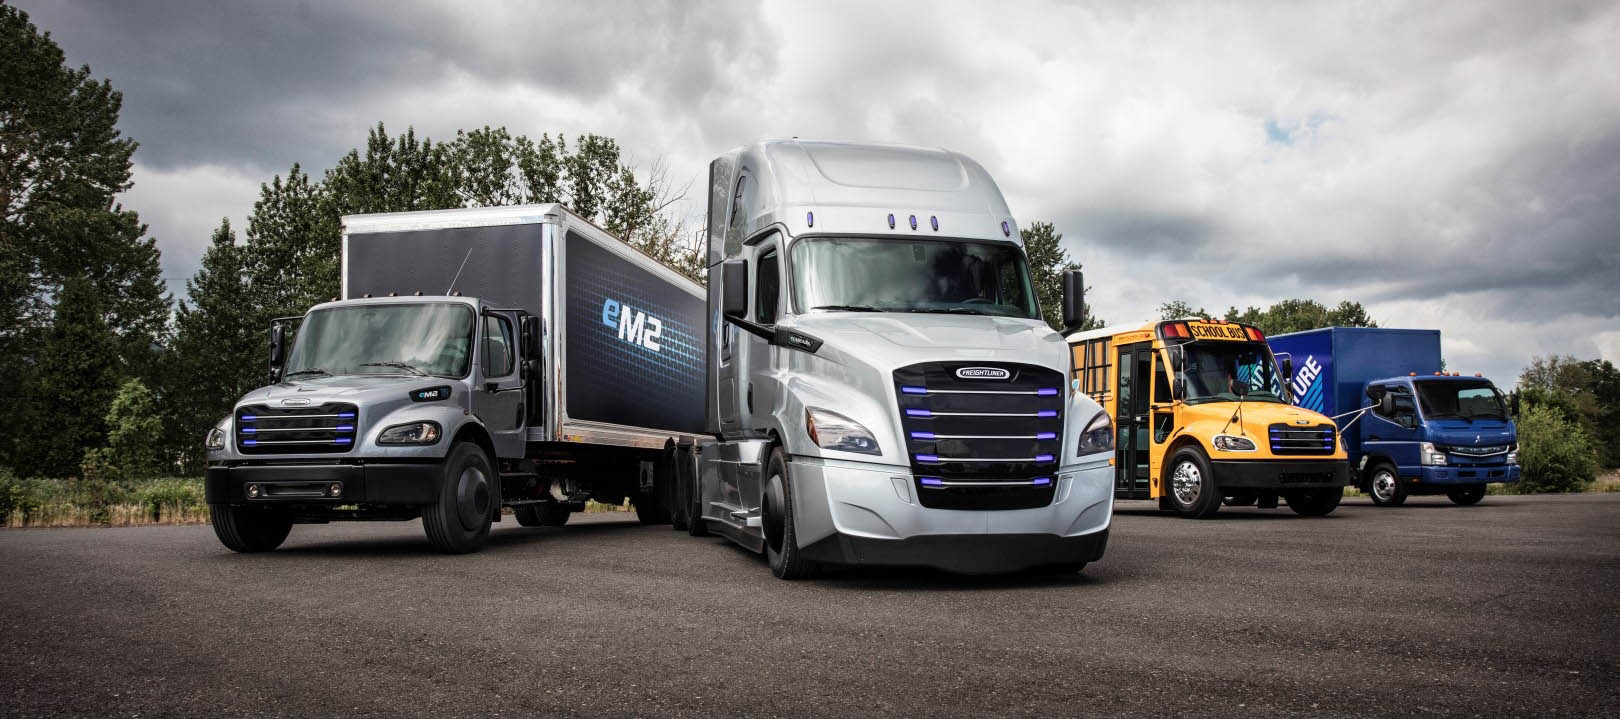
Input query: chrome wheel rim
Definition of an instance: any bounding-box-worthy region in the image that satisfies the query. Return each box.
[1172,461,1203,506]
[1372,470,1396,502]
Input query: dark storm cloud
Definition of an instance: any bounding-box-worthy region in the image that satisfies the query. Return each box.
[16,0,776,172]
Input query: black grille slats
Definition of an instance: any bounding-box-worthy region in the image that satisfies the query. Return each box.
[1268,424,1336,455]
[894,362,1065,510]
[235,403,359,455]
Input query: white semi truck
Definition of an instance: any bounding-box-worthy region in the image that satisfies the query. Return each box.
[688,140,1115,577]
[204,205,706,553]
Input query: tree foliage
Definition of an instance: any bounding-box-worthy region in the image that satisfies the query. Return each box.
[1021,221,1101,332]
[1519,354,1620,468]
[1222,299,1377,335]
[1512,404,1599,493]
[14,279,121,478]
[1158,300,1212,321]
[83,378,165,480]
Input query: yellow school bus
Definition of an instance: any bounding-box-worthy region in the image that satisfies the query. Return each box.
[1067,319,1349,517]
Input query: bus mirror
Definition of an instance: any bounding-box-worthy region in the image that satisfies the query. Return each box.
[522,315,542,358]
[1379,393,1395,416]
[1060,270,1085,331]
[269,324,286,369]
[722,260,748,318]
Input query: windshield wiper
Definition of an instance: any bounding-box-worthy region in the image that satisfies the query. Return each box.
[811,304,882,312]
[283,368,331,378]
[904,307,986,316]
[359,361,428,376]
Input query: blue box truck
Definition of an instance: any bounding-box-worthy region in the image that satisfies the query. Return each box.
[1267,327,1520,506]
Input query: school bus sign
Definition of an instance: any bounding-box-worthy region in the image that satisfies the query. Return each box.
[1187,321,1251,341]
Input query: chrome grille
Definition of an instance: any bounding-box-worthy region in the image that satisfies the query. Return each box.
[1268,424,1336,455]
[235,403,359,454]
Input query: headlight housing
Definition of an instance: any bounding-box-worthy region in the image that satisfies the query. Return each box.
[377,421,442,445]
[805,407,880,455]
[204,417,228,451]
[1506,449,1518,465]
[1076,411,1114,456]
[1212,434,1257,452]
[1420,441,1447,466]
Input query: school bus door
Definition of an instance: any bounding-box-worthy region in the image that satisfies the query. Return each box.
[1114,342,1154,498]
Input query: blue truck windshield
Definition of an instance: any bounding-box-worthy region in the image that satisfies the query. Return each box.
[284,303,476,379]
[1180,342,1286,405]
[1414,380,1508,421]
[791,237,1039,319]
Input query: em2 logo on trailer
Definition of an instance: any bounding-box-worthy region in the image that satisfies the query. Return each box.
[602,299,663,352]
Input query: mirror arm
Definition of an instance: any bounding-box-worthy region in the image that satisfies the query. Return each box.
[724,316,823,354]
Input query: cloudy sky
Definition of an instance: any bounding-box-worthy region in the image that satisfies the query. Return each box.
[17,0,1619,383]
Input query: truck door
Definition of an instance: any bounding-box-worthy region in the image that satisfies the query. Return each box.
[1114,342,1154,498]
[1365,384,1420,478]
[475,309,526,458]
[736,235,783,514]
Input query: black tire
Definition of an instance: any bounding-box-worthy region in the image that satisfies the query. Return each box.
[1366,462,1407,506]
[1223,491,1258,507]
[1283,487,1342,516]
[1447,484,1486,506]
[422,442,495,554]
[1164,446,1222,518]
[667,444,689,531]
[210,504,293,553]
[762,447,818,579]
[514,503,570,527]
[686,448,709,537]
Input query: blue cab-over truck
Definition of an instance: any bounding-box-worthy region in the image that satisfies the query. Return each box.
[1268,327,1520,506]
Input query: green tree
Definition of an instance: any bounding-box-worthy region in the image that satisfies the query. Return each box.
[1,5,169,469]
[92,378,165,479]
[1158,300,1211,321]
[1512,403,1599,493]
[1222,298,1377,335]
[1021,221,1100,332]
[1519,355,1619,467]
[164,219,261,471]
[243,164,338,318]
[15,279,121,477]
[324,123,459,215]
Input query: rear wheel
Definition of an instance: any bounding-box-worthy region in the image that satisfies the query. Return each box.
[210,504,293,553]
[1447,484,1486,506]
[1367,463,1407,506]
[1165,447,1222,518]
[1284,488,1342,516]
[422,442,495,554]
[762,447,818,580]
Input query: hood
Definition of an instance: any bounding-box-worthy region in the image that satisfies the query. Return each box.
[788,312,1068,371]
[239,374,447,405]
[1424,420,1517,448]
[1180,401,1337,437]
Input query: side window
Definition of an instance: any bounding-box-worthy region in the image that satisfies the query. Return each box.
[755,250,780,323]
[482,315,515,377]
[1374,386,1416,425]
[1152,356,1172,404]
[725,174,750,258]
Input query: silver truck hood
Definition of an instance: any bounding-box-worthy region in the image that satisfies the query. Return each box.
[792,312,1066,367]
[241,374,441,403]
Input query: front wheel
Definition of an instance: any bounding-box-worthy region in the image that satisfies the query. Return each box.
[1165,447,1222,518]
[210,504,293,553]
[1283,488,1342,516]
[762,447,818,580]
[1447,485,1486,506]
[422,442,495,554]
[1366,463,1407,506]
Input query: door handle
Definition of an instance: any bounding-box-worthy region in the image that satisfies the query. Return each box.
[1368,435,1380,441]
[485,382,499,393]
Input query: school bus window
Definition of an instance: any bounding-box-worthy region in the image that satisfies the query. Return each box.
[1152,355,1172,403]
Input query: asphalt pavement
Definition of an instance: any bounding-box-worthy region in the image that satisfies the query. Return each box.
[2,494,1617,718]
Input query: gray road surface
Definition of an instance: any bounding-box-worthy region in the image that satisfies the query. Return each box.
[2,494,1617,718]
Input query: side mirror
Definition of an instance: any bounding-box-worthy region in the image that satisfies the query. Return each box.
[722,260,748,319]
[1060,269,1085,331]
[1510,392,1521,416]
[269,324,286,368]
[1379,393,1395,416]
[1281,357,1294,381]
[522,315,542,358]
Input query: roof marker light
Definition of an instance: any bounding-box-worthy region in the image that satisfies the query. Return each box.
[806,211,814,227]
[930,216,939,231]
[888,213,896,229]
[909,214,918,230]
[901,386,928,395]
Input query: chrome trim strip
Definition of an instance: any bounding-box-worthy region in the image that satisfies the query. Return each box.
[920,479,1049,487]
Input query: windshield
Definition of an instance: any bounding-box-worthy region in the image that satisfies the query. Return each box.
[791,237,1039,318]
[1178,342,1286,405]
[1414,380,1508,421]
[283,303,475,379]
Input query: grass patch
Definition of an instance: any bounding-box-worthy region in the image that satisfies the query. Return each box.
[1,472,209,528]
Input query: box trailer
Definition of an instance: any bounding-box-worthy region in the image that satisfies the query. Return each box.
[1269,327,1520,505]
[203,204,708,553]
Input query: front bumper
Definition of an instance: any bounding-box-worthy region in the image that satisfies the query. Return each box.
[785,456,1113,573]
[1210,459,1350,490]
[1418,464,1520,485]
[205,462,442,505]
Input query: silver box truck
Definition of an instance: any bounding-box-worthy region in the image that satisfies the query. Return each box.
[687,140,1115,577]
[204,204,707,553]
